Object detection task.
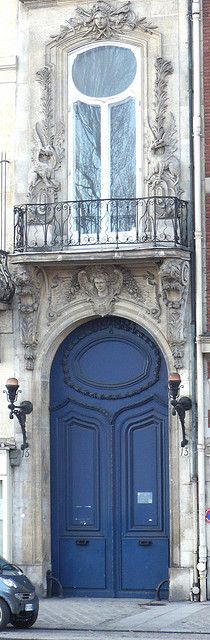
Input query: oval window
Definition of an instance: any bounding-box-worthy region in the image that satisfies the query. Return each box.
[72,45,137,98]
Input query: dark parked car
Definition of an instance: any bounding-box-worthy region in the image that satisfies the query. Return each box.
[0,556,39,630]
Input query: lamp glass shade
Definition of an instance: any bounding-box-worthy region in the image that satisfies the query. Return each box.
[168,372,181,383]
[5,377,19,389]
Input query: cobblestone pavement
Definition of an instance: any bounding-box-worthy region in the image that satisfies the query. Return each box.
[1,598,210,639]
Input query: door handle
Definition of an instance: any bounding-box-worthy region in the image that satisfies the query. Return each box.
[138,539,152,546]
[76,539,89,545]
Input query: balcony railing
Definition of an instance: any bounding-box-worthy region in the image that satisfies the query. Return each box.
[14,197,189,253]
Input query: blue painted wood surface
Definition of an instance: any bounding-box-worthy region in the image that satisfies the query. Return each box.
[50,317,169,597]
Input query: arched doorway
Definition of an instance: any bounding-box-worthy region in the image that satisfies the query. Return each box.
[50,316,169,597]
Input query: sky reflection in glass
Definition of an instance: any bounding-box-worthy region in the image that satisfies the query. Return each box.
[72,46,137,97]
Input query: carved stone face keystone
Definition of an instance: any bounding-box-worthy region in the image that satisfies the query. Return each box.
[77,266,123,316]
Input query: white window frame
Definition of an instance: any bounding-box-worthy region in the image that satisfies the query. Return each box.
[67,42,143,245]
[68,41,143,199]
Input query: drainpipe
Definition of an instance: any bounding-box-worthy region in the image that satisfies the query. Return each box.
[188,0,198,595]
[192,0,207,601]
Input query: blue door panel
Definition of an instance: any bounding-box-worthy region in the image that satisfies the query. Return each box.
[59,538,106,589]
[126,421,162,530]
[121,538,168,591]
[50,317,169,597]
[65,422,99,530]
[51,405,111,590]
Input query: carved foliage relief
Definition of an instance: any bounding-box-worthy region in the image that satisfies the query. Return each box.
[146,58,181,197]
[29,66,65,203]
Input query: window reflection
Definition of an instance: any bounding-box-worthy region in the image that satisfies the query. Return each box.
[69,44,141,238]
[74,102,101,202]
[110,99,136,231]
[72,45,137,97]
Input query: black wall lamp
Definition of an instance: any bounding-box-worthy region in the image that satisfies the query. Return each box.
[168,373,192,448]
[4,378,33,452]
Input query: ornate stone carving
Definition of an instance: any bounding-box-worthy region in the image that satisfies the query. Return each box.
[146,58,181,197]
[120,267,143,303]
[46,265,161,323]
[78,266,123,315]
[146,270,162,321]
[13,266,43,370]
[48,272,80,323]
[160,259,190,368]
[50,0,157,43]
[0,251,15,303]
[29,66,65,203]
[120,266,161,321]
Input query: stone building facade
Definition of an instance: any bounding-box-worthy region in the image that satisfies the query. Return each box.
[0,0,207,600]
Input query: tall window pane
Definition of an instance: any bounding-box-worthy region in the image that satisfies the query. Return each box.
[74,102,101,201]
[68,43,142,239]
[110,99,136,231]
[110,98,136,198]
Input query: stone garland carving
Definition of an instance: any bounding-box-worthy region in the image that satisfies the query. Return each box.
[12,266,43,370]
[29,66,65,203]
[50,0,157,43]
[0,251,15,303]
[146,58,181,197]
[159,259,190,369]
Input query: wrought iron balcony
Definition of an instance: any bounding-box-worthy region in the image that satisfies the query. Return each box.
[14,197,189,253]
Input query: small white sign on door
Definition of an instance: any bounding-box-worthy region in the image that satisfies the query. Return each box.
[137,492,153,504]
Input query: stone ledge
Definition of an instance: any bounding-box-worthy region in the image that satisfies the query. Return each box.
[10,247,191,267]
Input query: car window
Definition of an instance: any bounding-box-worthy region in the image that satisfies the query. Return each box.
[0,556,22,574]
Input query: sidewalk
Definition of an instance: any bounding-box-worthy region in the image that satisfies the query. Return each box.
[1,598,210,639]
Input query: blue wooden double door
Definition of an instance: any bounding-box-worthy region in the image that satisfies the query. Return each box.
[50,317,169,597]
